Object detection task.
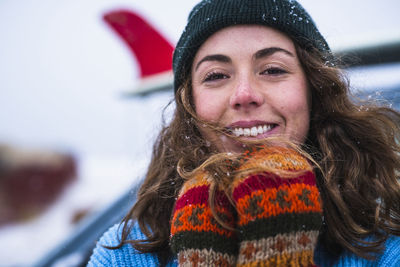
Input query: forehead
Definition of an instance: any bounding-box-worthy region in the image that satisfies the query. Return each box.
[194,25,296,59]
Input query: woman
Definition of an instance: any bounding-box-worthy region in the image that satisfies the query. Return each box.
[88,0,400,266]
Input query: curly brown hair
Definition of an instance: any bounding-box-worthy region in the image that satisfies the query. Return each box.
[298,46,400,259]
[112,43,400,266]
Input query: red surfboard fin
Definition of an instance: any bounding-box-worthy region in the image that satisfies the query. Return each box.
[103,10,174,78]
[103,10,174,95]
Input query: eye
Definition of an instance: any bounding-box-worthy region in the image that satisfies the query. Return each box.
[203,71,229,82]
[260,67,287,76]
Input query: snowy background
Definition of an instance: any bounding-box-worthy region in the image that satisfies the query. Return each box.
[0,0,400,266]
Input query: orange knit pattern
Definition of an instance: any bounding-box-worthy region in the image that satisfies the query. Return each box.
[171,203,235,237]
[235,183,321,226]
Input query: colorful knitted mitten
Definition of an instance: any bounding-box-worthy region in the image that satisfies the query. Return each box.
[170,146,322,266]
[233,146,322,266]
[170,172,237,266]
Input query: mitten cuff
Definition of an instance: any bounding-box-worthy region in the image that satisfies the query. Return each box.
[170,172,237,266]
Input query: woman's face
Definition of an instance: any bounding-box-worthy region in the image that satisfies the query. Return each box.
[191,25,311,152]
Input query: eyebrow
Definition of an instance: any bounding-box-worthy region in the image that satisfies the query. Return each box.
[194,54,231,71]
[194,47,295,71]
[254,47,295,59]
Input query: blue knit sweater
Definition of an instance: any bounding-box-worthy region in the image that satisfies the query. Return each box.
[88,222,400,266]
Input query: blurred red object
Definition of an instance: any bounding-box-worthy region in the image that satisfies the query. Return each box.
[0,144,77,226]
[103,9,174,79]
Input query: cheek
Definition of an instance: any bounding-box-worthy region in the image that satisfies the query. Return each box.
[193,90,227,122]
[283,90,310,115]
[279,77,311,115]
[193,93,223,148]
[277,81,311,140]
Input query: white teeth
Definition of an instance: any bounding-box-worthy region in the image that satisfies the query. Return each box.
[235,128,243,136]
[250,127,258,136]
[233,124,274,137]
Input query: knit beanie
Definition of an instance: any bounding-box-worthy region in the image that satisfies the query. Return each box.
[173,0,330,92]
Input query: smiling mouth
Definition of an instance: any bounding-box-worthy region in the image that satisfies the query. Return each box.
[232,124,277,137]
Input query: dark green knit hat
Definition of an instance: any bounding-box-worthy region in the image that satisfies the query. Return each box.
[173,0,330,92]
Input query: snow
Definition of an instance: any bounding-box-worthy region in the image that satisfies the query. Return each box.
[0,154,149,266]
[0,86,174,266]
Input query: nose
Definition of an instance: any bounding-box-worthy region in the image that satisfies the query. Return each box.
[229,75,264,110]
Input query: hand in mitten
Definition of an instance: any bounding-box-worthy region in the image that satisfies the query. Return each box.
[170,172,237,266]
[232,146,322,267]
